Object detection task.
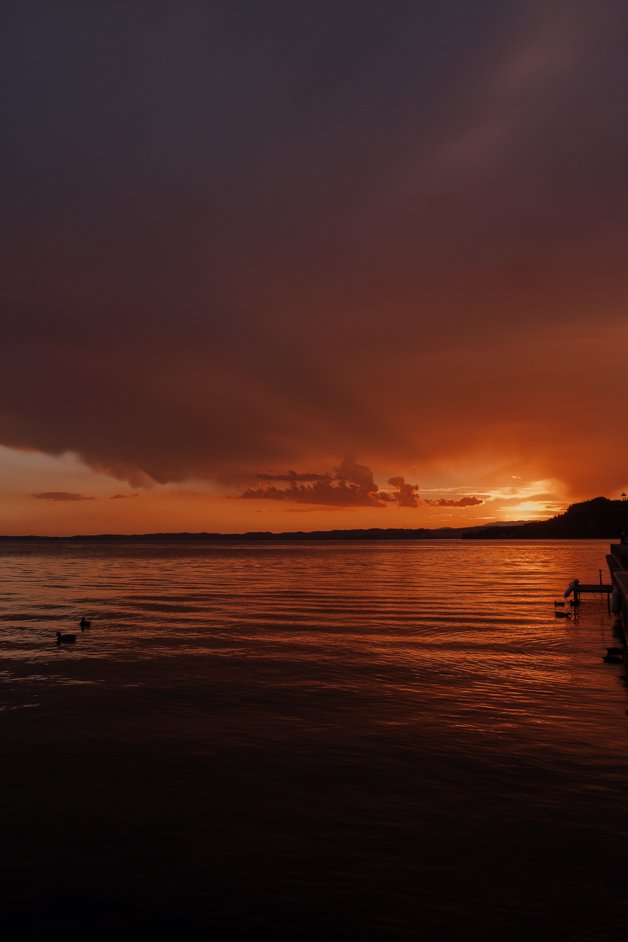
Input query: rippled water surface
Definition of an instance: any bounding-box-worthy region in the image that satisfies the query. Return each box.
[1,540,627,938]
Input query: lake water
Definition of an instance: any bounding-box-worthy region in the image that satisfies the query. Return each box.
[1,539,627,938]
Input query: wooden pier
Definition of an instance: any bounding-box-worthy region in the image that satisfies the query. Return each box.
[573,582,613,605]
[574,583,613,595]
[570,580,613,610]
[570,543,628,650]
[605,543,628,645]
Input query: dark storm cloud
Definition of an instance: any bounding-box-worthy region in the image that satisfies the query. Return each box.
[1,1,628,495]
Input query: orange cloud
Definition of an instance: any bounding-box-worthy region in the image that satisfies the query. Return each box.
[241,458,425,509]
[242,457,387,507]
[425,496,484,508]
[386,476,420,507]
[239,460,481,512]
[32,492,94,502]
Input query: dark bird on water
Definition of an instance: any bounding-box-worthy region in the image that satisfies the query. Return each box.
[56,631,76,644]
[80,617,91,630]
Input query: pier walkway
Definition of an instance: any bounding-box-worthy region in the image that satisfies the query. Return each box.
[574,583,613,596]
[606,543,628,645]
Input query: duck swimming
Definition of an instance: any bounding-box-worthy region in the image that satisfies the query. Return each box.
[56,631,77,644]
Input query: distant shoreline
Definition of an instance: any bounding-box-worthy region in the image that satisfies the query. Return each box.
[2,496,626,541]
[0,526,501,541]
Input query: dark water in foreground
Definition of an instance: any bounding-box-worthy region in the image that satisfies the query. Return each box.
[1,540,627,939]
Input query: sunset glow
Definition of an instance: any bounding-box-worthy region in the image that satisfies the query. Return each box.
[1,3,627,535]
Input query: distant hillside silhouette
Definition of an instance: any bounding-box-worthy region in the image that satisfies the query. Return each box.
[2,498,626,541]
[466,497,628,539]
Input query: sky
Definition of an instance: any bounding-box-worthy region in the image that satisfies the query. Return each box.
[1,0,627,535]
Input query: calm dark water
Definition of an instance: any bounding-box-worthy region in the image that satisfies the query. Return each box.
[1,540,627,939]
